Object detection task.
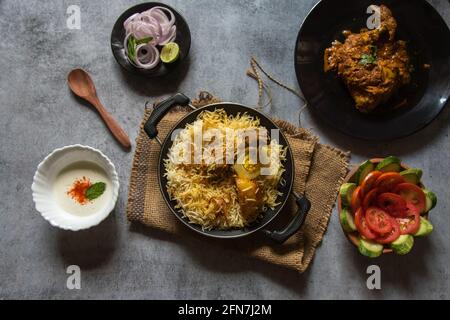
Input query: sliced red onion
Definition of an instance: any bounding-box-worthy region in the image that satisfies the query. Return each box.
[149,7,175,25]
[123,13,139,29]
[136,44,153,62]
[148,7,175,28]
[133,23,157,40]
[123,6,177,69]
[158,25,176,45]
[123,32,132,56]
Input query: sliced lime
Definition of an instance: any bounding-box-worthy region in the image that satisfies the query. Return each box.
[160,42,180,64]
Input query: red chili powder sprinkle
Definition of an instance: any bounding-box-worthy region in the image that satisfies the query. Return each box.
[67,176,92,205]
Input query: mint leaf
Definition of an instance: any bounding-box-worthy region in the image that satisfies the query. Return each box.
[127,36,137,61]
[85,182,106,201]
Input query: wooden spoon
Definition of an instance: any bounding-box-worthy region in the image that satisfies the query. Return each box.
[67,68,131,150]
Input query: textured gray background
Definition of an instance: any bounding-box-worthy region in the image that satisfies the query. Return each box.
[0,0,449,299]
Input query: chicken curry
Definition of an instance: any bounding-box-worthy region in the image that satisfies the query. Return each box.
[324,5,411,113]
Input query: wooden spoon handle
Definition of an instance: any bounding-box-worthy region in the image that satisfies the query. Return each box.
[90,97,132,149]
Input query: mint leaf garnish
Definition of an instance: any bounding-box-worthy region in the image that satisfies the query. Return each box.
[85,182,106,201]
[359,46,377,66]
[136,37,153,45]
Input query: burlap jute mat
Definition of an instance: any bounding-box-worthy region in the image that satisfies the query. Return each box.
[127,93,350,272]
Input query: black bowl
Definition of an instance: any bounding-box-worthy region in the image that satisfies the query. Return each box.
[111,2,191,77]
[295,0,450,140]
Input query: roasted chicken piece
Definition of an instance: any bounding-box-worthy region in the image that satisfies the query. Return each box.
[235,177,263,221]
[324,5,411,112]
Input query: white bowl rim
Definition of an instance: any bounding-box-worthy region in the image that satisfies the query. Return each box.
[31,144,120,231]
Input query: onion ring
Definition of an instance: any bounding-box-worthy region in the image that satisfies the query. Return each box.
[134,44,160,69]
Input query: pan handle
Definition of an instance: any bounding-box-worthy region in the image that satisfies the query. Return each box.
[262,191,311,244]
[144,93,191,140]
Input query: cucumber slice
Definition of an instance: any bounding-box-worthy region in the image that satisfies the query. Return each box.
[340,183,357,207]
[400,168,423,185]
[375,156,401,173]
[356,160,375,185]
[390,234,414,255]
[340,208,357,232]
[358,238,383,258]
[414,217,433,237]
[423,189,437,212]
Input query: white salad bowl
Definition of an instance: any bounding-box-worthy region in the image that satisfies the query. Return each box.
[31,144,119,231]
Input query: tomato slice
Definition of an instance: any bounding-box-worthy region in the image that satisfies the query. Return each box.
[396,203,421,235]
[375,216,401,244]
[360,171,382,197]
[394,183,426,214]
[365,207,392,234]
[355,207,377,240]
[350,186,363,213]
[376,193,407,217]
[375,172,405,193]
[362,188,378,209]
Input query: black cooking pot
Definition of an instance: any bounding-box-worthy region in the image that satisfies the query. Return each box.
[143,93,310,243]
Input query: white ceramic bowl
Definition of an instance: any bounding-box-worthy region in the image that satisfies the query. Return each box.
[31,145,119,231]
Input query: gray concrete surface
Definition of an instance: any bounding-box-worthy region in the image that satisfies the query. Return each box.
[0,0,449,299]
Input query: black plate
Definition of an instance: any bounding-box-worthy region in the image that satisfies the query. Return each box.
[295,0,450,140]
[157,103,295,239]
[111,2,191,77]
